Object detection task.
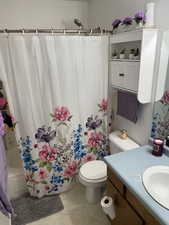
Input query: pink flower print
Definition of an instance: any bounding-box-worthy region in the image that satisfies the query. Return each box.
[64,168,75,178]
[53,107,71,122]
[161,91,169,104]
[64,161,78,178]
[83,154,96,163]
[39,145,58,162]
[88,133,104,148]
[39,169,48,179]
[45,186,50,191]
[99,99,108,112]
[68,161,78,171]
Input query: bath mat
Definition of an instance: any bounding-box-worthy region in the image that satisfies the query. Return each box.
[11,193,64,225]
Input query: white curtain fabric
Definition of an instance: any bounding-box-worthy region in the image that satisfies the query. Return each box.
[0,35,108,198]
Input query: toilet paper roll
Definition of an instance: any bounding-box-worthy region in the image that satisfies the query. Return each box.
[101,196,116,220]
[145,2,155,27]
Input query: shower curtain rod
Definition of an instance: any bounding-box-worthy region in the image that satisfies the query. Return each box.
[0,28,112,35]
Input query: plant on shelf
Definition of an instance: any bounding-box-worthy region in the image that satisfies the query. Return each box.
[134,12,146,28]
[122,17,133,31]
[112,50,118,59]
[112,19,121,33]
[133,48,140,60]
[129,49,135,60]
[119,49,126,59]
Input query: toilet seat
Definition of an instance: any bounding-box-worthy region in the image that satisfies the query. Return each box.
[79,160,107,183]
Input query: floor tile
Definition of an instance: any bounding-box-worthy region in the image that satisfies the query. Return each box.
[27,183,111,225]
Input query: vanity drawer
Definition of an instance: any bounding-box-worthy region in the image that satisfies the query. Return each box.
[126,189,161,225]
[107,180,143,225]
[108,168,124,195]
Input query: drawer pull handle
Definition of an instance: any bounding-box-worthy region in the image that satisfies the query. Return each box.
[119,73,125,77]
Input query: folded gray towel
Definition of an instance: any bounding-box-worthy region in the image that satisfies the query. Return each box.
[117,90,140,123]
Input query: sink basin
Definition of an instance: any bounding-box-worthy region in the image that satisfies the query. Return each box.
[142,166,169,209]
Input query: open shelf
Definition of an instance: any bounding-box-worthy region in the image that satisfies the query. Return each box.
[110,58,140,62]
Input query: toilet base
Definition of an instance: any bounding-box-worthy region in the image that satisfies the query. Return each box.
[86,186,102,204]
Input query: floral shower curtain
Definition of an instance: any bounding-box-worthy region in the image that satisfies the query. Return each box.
[0,35,109,198]
[151,91,169,139]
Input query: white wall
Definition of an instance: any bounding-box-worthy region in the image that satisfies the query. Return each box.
[88,0,169,145]
[0,0,89,29]
[88,0,147,30]
[88,0,169,30]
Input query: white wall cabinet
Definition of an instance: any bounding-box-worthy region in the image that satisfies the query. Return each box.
[110,28,158,103]
[111,61,140,93]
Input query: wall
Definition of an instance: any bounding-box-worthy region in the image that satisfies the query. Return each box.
[88,0,169,30]
[0,0,89,28]
[88,0,169,145]
[88,0,146,30]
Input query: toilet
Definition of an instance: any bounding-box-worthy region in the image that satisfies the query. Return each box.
[79,160,107,203]
[79,130,140,203]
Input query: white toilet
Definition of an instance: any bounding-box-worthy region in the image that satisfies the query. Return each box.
[79,130,140,203]
[79,160,107,203]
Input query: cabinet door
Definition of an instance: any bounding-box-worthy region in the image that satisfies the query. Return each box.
[123,62,140,92]
[107,180,143,225]
[126,190,161,225]
[110,61,125,88]
[108,168,124,195]
[110,61,140,92]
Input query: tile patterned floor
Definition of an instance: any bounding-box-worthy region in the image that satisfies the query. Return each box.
[28,183,111,225]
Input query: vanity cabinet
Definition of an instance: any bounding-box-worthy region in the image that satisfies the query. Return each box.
[107,168,161,225]
[107,180,143,225]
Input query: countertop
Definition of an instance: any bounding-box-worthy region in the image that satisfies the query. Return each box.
[104,145,169,225]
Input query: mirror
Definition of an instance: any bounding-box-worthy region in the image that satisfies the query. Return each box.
[151,30,169,139]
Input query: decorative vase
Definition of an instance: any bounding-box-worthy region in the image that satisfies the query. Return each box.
[136,21,144,29]
[112,56,118,59]
[133,55,139,60]
[129,54,134,60]
[112,28,118,34]
[120,54,125,59]
[145,2,155,28]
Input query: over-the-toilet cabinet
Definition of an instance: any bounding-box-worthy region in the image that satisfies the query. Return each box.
[109,28,158,103]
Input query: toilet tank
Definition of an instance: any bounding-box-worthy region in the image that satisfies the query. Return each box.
[109,131,140,155]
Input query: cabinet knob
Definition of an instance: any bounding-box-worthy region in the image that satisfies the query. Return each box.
[119,73,125,77]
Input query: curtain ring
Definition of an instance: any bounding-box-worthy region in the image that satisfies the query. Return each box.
[51,28,54,35]
[35,28,38,35]
[3,29,8,37]
[3,29,7,34]
[22,28,25,35]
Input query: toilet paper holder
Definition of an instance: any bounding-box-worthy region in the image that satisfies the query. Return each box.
[101,195,116,221]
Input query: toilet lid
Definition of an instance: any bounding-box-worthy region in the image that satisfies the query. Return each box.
[80,160,107,180]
